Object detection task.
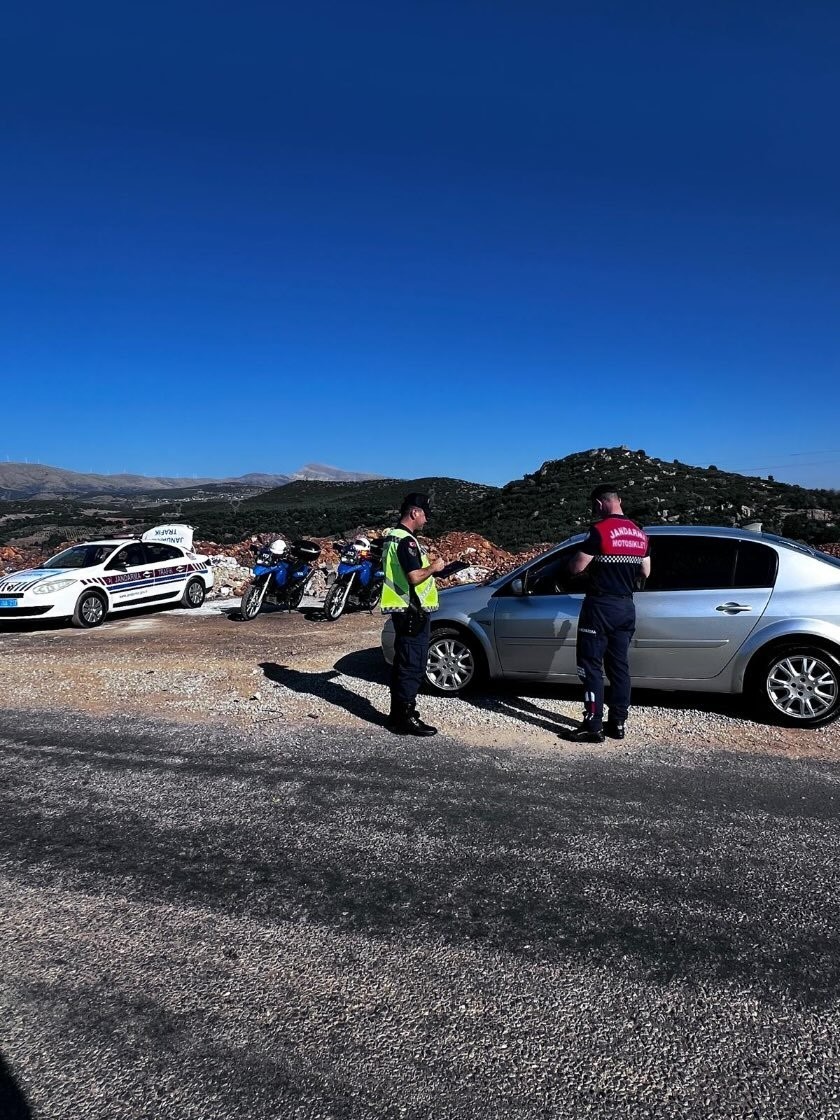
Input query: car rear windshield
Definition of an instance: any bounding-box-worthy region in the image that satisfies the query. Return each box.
[763,533,840,572]
[43,544,117,569]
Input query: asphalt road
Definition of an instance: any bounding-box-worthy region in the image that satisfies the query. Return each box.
[1,709,839,1119]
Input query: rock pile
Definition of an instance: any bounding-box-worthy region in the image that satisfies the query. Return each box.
[0,545,44,577]
[8,528,837,592]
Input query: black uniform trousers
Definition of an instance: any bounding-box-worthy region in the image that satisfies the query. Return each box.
[390,609,431,711]
[576,595,636,730]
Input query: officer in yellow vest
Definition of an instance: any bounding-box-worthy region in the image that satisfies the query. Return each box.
[380,492,445,735]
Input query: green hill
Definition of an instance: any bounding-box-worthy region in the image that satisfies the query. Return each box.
[479,447,840,549]
[166,449,840,548]
[170,477,497,543]
[2,449,838,552]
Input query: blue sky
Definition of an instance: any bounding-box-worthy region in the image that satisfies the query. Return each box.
[2,1,839,488]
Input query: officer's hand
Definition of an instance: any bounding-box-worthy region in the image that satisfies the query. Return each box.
[430,557,446,574]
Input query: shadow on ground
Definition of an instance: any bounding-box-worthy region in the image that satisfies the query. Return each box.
[1,710,839,1005]
[260,661,386,725]
[0,1053,33,1120]
[333,646,751,725]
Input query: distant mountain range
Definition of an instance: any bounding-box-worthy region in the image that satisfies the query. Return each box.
[0,462,382,500]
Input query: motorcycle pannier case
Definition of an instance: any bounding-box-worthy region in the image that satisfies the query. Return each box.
[291,540,321,562]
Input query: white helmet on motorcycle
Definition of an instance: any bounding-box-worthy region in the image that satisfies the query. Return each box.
[268,539,288,557]
[353,536,371,551]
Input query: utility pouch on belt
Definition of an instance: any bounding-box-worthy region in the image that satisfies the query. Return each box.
[401,607,427,637]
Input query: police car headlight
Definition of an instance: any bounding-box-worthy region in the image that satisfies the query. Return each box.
[33,578,78,595]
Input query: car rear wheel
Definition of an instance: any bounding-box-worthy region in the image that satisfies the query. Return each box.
[72,590,107,629]
[181,578,206,608]
[754,645,840,728]
[424,627,484,696]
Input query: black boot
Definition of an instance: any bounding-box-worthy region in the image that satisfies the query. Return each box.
[408,705,437,735]
[386,703,437,736]
[562,723,605,744]
[604,719,625,740]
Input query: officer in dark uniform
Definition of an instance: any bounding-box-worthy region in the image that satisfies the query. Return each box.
[563,484,651,743]
[381,492,445,736]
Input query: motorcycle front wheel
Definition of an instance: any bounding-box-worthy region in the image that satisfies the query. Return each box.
[323,577,352,621]
[285,577,310,610]
[239,580,265,621]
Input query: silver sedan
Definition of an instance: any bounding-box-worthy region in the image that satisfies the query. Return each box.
[381,526,840,729]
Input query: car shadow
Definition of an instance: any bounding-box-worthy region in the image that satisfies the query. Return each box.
[0,600,191,634]
[334,647,754,726]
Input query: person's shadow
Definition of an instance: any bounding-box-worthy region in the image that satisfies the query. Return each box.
[332,648,578,734]
[0,1054,33,1120]
[259,662,386,727]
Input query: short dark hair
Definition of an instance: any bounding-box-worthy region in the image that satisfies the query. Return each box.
[400,491,432,516]
[590,484,620,503]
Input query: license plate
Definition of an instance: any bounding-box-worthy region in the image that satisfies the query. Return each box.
[0,598,19,607]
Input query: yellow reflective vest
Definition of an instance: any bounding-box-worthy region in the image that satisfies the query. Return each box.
[379,527,439,614]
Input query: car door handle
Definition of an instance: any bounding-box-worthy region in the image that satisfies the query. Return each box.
[715,602,752,613]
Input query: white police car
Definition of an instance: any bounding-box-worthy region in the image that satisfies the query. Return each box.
[0,525,214,628]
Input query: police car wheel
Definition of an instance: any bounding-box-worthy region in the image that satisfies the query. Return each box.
[424,627,483,696]
[181,579,206,608]
[72,590,107,629]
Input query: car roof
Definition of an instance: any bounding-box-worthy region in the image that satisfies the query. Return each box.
[68,538,138,547]
[644,524,764,539]
[642,524,830,558]
[506,523,827,570]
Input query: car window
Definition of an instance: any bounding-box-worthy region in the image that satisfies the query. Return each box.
[525,548,589,596]
[144,543,183,563]
[43,544,116,569]
[643,537,737,591]
[107,544,147,569]
[734,541,778,588]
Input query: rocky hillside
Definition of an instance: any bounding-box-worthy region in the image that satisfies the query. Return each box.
[478,447,840,549]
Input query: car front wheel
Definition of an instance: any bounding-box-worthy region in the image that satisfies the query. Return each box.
[424,627,483,696]
[754,645,840,728]
[181,578,206,608]
[72,590,108,629]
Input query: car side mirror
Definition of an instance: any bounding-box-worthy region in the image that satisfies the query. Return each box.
[510,577,526,596]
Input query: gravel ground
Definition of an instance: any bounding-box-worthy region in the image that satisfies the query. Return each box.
[0,602,837,758]
[1,605,839,1117]
[1,709,839,1119]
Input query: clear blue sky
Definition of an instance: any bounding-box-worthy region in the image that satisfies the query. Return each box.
[3,1,839,488]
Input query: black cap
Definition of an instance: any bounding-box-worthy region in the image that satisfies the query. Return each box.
[400,492,432,516]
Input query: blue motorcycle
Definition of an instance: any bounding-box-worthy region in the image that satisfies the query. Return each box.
[322,537,385,621]
[239,539,321,621]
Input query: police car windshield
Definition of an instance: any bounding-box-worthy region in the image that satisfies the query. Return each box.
[43,544,117,569]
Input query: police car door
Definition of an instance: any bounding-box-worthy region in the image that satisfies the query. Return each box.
[144,542,190,601]
[492,547,584,680]
[104,543,156,606]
